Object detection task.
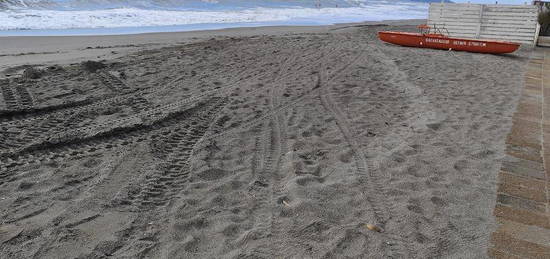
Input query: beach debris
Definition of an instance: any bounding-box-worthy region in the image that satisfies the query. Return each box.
[23,67,42,79]
[282,200,290,207]
[364,223,383,233]
[47,65,63,71]
[81,60,106,73]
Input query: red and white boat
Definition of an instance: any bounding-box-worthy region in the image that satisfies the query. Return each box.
[378,24,520,54]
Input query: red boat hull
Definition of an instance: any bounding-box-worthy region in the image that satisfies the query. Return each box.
[378,31,520,54]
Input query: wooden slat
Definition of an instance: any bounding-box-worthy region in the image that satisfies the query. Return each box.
[481,26,537,32]
[429,17,481,21]
[480,34,535,40]
[430,5,482,10]
[482,15,538,20]
[429,8,481,12]
[481,19,537,26]
[428,19,484,26]
[482,19,537,24]
[485,16,537,21]
[437,24,480,29]
[429,20,536,28]
[430,4,483,10]
[481,31,536,37]
[487,13,538,17]
[484,11,539,17]
[428,3,537,44]
[429,10,482,15]
[485,7,538,12]
[482,17,537,22]
[447,29,480,34]
[430,24,480,29]
[429,18,482,23]
[481,27,536,33]
[429,12,481,17]
[484,4,537,9]
[429,14,482,19]
[480,23,539,29]
[447,31,477,34]
[448,34,478,38]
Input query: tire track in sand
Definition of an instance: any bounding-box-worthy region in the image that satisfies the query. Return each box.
[133,97,227,209]
[231,44,322,256]
[97,71,134,93]
[0,99,221,182]
[317,40,410,258]
[244,51,300,253]
[250,39,375,257]
[0,79,19,110]
[0,79,34,111]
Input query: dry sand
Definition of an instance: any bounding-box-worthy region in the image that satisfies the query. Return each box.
[0,21,531,258]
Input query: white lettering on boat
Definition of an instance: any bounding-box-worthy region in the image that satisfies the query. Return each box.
[467,41,487,47]
[425,38,449,44]
[425,38,487,47]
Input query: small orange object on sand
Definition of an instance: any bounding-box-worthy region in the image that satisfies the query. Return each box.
[378,24,520,54]
[365,223,383,233]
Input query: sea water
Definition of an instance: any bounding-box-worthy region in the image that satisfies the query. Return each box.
[0,0,434,36]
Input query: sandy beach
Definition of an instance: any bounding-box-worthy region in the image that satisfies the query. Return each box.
[0,20,531,258]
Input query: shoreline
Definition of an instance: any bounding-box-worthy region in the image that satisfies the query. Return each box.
[0,19,424,74]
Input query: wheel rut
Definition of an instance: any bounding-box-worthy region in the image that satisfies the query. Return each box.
[97,71,133,93]
[132,97,227,210]
[317,41,412,258]
[1,79,19,110]
[0,98,224,178]
[243,50,305,253]
[261,49,298,253]
[0,79,34,112]
[243,39,376,255]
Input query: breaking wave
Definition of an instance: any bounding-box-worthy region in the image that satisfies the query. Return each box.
[0,0,431,33]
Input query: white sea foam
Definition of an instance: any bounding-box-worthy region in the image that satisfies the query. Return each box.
[0,4,427,31]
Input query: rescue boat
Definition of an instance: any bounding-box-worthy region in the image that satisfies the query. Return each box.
[378,24,520,54]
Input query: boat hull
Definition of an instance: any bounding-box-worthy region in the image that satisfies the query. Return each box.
[378,31,520,54]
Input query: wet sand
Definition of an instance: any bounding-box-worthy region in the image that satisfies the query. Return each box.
[0,21,530,258]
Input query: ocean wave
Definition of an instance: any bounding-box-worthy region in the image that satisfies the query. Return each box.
[0,4,427,31]
[0,0,439,11]
[0,0,430,33]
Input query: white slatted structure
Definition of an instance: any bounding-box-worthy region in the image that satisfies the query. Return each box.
[429,3,539,44]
